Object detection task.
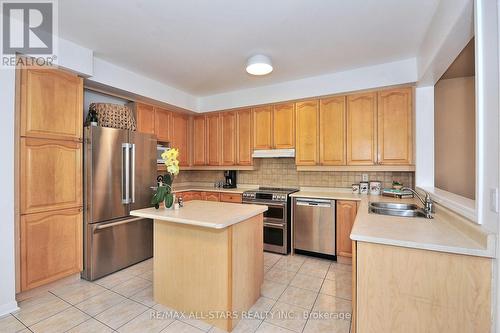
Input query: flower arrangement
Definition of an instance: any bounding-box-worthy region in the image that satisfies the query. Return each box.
[151,148,180,209]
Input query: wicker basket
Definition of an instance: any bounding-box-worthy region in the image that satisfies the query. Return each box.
[89,103,137,131]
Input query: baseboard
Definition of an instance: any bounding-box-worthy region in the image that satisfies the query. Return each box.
[0,300,19,317]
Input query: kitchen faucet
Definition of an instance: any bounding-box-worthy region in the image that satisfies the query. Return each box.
[402,187,434,219]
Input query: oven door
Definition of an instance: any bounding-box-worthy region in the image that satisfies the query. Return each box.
[264,221,287,254]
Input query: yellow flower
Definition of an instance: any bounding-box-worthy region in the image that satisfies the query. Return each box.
[163,148,180,176]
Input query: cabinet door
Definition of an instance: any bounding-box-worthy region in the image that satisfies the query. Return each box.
[203,192,220,202]
[192,116,206,166]
[136,103,155,135]
[220,193,242,203]
[171,113,189,166]
[21,207,83,291]
[295,100,319,165]
[253,106,273,149]
[206,114,221,166]
[154,107,171,142]
[336,201,357,257]
[20,138,82,214]
[20,67,83,141]
[273,103,295,148]
[221,112,236,166]
[236,109,253,165]
[320,97,346,165]
[346,93,377,165]
[377,88,413,165]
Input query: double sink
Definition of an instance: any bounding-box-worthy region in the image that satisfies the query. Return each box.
[369,202,428,218]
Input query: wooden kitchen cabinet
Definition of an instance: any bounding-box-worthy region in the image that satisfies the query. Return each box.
[377,88,413,165]
[202,192,220,201]
[220,193,242,203]
[295,100,319,165]
[136,103,156,135]
[20,138,82,215]
[20,207,83,291]
[355,242,491,333]
[207,113,222,165]
[19,67,83,141]
[236,109,253,165]
[273,103,295,149]
[177,191,202,202]
[154,107,172,142]
[253,106,273,149]
[336,200,358,257]
[171,113,190,166]
[320,96,346,165]
[192,115,207,165]
[347,92,377,165]
[221,112,236,165]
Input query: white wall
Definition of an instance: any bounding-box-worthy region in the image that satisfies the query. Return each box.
[475,0,499,233]
[198,58,417,112]
[414,87,434,188]
[88,58,198,112]
[0,68,18,316]
[418,0,474,84]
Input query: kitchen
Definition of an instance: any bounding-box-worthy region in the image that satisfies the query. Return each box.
[0,1,499,333]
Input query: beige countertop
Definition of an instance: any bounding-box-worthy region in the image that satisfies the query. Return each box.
[291,188,496,258]
[130,200,267,229]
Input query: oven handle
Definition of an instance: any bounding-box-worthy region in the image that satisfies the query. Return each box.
[264,222,285,229]
[242,200,286,207]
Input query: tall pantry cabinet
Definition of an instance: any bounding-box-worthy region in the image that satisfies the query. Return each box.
[17,66,83,292]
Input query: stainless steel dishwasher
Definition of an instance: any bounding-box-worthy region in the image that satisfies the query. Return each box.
[293,198,336,258]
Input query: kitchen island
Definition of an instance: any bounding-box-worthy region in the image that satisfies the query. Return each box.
[130,200,267,332]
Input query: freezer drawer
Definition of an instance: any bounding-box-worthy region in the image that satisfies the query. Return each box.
[293,198,336,256]
[82,217,153,281]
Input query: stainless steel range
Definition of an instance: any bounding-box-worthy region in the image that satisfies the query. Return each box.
[242,187,298,254]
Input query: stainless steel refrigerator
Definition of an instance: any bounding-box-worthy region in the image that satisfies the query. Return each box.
[82,126,156,281]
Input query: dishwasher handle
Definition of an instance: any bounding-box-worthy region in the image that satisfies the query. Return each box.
[295,198,333,208]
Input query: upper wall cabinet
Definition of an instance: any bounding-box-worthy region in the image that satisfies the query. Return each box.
[135,103,155,135]
[192,115,207,166]
[236,109,253,165]
[171,113,190,166]
[347,92,377,165]
[320,96,346,165]
[273,103,295,149]
[154,107,172,142]
[377,88,413,165]
[206,113,222,166]
[295,100,319,165]
[221,112,236,166]
[253,106,273,149]
[20,67,83,142]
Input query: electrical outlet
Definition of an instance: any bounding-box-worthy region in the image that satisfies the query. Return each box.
[362,174,369,182]
[490,188,499,213]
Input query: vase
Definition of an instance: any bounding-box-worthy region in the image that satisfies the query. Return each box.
[165,193,175,209]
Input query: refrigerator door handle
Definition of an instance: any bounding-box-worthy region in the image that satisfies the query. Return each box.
[130,143,136,203]
[122,143,132,204]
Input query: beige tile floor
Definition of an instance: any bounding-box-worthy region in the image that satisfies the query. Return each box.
[0,253,352,333]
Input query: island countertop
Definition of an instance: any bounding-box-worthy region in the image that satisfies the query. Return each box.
[130,200,267,229]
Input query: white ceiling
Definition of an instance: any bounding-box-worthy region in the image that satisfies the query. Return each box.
[59,0,440,96]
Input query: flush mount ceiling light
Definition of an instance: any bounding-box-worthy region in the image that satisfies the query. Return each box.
[246,54,273,75]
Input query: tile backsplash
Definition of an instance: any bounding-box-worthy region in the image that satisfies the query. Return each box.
[169,158,414,189]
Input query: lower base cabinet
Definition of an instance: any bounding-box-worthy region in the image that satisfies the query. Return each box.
[20,207,83,291]
[336,200,358,257]
[176,191,242,203]
[353,241,491,333]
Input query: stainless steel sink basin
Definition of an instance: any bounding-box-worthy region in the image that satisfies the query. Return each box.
[368,206,427,218]
[369,202,419,210]
[368,201,428,218]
